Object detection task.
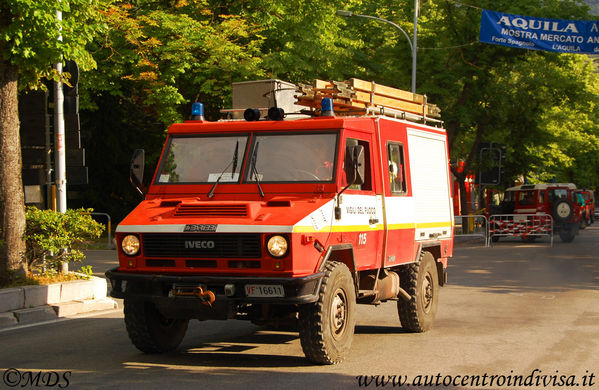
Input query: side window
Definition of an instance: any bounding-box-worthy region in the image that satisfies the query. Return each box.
[387,143,407,194]
[518,190,535,205]
[345,138,372,191]
[538,190,545,204]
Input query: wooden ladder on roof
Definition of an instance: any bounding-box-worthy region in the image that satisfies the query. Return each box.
[295,78,442,125]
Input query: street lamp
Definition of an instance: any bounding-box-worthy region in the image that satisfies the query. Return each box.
[337,5,418,94]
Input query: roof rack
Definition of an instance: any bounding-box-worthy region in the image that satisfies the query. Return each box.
[295,78,443,126]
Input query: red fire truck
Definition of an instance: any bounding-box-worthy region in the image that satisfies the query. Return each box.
[106,80,454,364]
[489,183,582,242]
[577,189,595,226]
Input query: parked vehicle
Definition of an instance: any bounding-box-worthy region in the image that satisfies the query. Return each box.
[577,189,595,226]
[489,183,582,242]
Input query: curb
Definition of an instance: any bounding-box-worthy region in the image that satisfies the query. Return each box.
[0,276,118,330]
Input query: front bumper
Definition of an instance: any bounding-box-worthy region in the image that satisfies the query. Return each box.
[105,267,323,305]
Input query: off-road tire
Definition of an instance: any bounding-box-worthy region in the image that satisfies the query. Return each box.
[124,298,189,353]
[298,261,356,365]
[580,215,587,229]
[558,225,577,243]
[397,251,439,332]
[552,199,573,223]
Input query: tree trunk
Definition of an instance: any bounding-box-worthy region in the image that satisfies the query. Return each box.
[0,59,27,279]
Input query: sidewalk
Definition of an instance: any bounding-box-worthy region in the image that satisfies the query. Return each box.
[0,250,120,331]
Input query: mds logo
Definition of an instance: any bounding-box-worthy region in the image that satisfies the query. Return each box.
[184,240,216,249]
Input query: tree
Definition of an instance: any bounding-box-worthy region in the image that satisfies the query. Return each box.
[78,1,267,221]
[411,0,598,212]
[74,0,599,223]
[0,0,106,281]
[327,0,599,212]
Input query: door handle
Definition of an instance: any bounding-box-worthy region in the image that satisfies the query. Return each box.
[369,217,379,225]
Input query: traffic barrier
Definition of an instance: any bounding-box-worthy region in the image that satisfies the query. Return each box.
[88,212,112,249]
[454,215,489,247]
[488,214,553,247]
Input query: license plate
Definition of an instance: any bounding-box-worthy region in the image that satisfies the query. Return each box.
[245,284,284,297]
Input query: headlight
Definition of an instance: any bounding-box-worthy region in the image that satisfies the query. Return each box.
[121,235,140,256]
[267,235,288,258]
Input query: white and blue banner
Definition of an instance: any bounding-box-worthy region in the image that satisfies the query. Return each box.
[479,9,599,54]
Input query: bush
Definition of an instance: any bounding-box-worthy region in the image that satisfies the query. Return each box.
[25,207,105,276]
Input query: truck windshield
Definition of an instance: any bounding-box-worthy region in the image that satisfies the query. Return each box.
[245,133,338,183]
[156,135,249,184]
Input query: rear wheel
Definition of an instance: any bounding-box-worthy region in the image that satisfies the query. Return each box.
[397,251,439,332]
[124,299,189,353]
[298,261,356,365]
[558,225,577,243]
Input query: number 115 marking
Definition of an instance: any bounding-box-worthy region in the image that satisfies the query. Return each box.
[358,233,367,246]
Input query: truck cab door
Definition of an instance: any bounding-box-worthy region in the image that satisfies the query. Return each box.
[336,134,383,270]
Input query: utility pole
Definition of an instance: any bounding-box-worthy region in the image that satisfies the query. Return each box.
[54,8,67,214]
[412,0,419,94]
[337,4,419,93]
[55,7,68,273]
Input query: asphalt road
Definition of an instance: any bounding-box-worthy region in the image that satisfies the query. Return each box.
[1,227,598,389]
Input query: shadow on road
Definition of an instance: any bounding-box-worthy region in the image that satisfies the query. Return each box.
[0,316,361,388]
[450,227,599,293]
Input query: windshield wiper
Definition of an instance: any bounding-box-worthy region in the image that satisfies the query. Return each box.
[207,141,239,198]
[250,142,264,197]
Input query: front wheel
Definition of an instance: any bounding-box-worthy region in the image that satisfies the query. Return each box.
[124,299,189,353]
[298,261,356,365]
[397,251,439,332]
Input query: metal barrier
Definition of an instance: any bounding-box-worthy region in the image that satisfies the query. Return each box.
[488,214,553,247]
[88,212,113,249]
[454,215,489,247]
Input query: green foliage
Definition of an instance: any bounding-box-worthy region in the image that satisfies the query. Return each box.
[24,207,105,276]
[77,265,94,280]
[406,0,599,193]
[83,1,265,124]
[78,0,268,220]
[73,0,599,220]
[1,0,109,88]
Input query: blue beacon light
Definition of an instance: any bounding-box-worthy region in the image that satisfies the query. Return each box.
[191,102,205,120]
[321,97,334,116]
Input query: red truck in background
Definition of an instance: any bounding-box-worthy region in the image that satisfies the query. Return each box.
[106,79,454,364]
[489,183,582,242]
[577,189,595,227]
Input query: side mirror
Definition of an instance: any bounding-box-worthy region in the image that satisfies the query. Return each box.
[345,145,365,186]
[130,149,145,196]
